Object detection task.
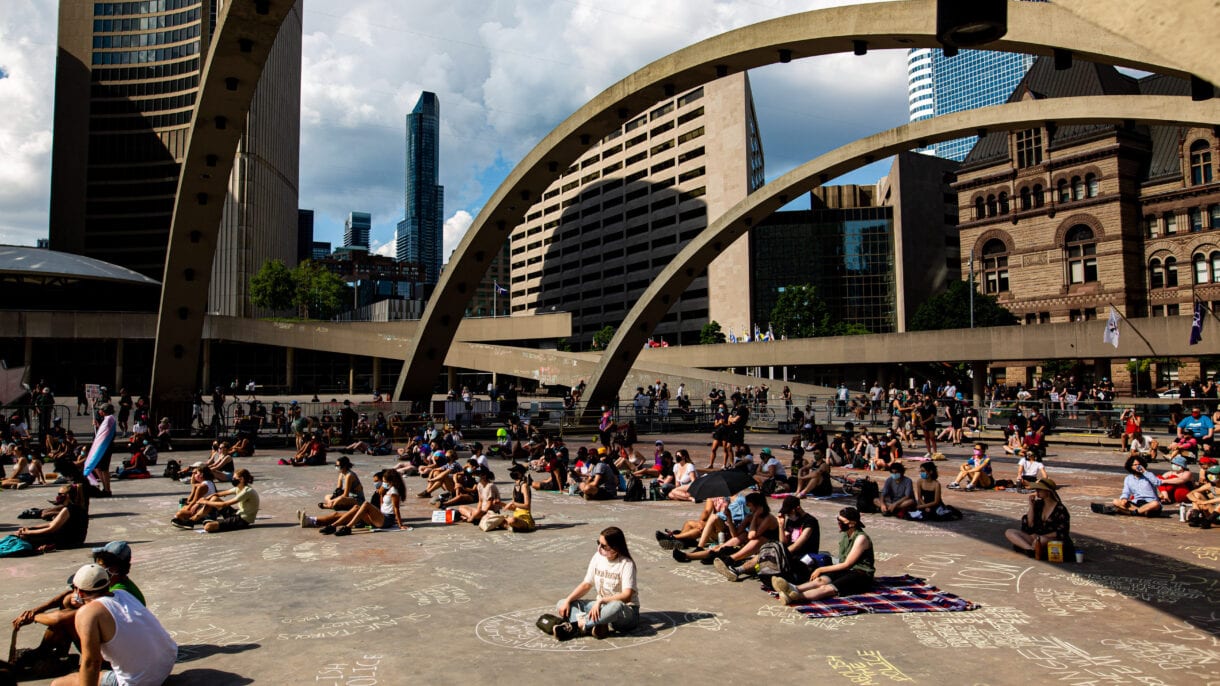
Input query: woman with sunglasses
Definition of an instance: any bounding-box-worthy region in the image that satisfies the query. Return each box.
[551,527,639,640]
[772,507,874,605]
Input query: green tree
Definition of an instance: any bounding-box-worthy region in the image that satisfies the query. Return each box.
[769,284,831,339]
[292,260,346,320]
[248,259,295,312]
[908,280,1018,331]
[700,320,727,344]
[591,325,616,350]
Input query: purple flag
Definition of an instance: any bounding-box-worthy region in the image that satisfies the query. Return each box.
[1190,300,1204,345]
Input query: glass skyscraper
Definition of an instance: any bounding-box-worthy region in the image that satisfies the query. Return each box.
[396,91,443,290]
[344,211,370,250]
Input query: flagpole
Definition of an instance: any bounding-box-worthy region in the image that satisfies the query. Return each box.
[1105,301,1157,354]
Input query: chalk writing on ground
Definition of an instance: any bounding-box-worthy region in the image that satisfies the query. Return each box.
[313,655,382,686]
[475,606,677,652]
[826,650,915,684]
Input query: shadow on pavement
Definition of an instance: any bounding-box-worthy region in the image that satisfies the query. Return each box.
[175,643,261,663]
[167,668,254,684]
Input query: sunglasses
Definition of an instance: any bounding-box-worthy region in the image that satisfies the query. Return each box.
[596,540,611,551]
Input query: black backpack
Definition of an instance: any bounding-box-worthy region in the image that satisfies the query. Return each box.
[163,459,181,480]
[622,473,645,502]
[856,477,880,513]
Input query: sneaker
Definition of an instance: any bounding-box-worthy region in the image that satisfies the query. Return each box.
[170,518,194,529]
[771,577,802,605]
[672,549,691,563]
[552,621,578,642]
[590,624,610,640]
[713,557,744,582]
[416,491,430,498]
[964,485,975,492]
[334,526,351,536]
[319,524,337,535]
[908,510,924,520]
[297,510,307,527]
[947,482,960,490]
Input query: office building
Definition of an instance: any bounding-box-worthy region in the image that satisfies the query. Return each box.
[344,211,371,250]
[397,91,443,293]
[956,57,1220,386]
[507,72,764,347]
[311,242,332,261]
[459,240,511,318]
[49,0,302,317]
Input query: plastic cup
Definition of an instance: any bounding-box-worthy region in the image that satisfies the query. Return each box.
[1075,549,1085,564]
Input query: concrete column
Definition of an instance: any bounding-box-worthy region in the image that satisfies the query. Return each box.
[348,355,355,395]
[114,339,124,391]
[285,347,295,393]
[201,340,211,391]
[971,361,987,409]
[372,357,381,394]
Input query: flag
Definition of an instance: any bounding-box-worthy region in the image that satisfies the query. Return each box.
[1102,308,1120,348]
[1190,300,1204,345]
[753,324,762,342]
[493,281,508,296]
[728,330,738,344]
[767,323,775,342]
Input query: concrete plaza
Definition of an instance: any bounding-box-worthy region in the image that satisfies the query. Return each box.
[4,432,1217,685]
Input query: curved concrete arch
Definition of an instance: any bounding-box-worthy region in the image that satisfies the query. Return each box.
[580,95,1220,412]
[149,0,299,411]
[393,0,1205,402]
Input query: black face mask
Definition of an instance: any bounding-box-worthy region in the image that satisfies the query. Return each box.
[838,521,851,532]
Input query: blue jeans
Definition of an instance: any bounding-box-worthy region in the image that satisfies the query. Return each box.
[558,599,639,632]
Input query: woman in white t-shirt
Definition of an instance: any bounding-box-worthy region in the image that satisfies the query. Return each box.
[551,526,639,640]
[1016,453,1047,489]
[666,450,699,502]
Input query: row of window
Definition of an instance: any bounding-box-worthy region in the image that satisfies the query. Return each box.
[90,57,199,82]
[1146,204,1220,237]
[979,225,1098,294]
[972,174,1098,219]
[91,74,198,98]
[89,109,192,131]
[93,8,198,32]
[92,24,199,49]
[91,91,194,115]
[91,41,199,65]
[1150,252,1220,288]
[94,0,200,16]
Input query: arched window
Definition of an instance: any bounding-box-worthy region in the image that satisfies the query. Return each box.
[1072,176,1085,201]
[1085,173,1099,198]
[1033,184,1044,207]
[1065,225,1097,284]
[1212,251,1220,282]
[987,194,997,217]
[1195,253,1210,284]
[981,238,1009,294]
[1019,187,1031,211]
[998,191,1009,214]
[1057,179,1070,203]
[974,197,985,220]
[1191,140,1214,185]
[1150,258,1164,290]
[1165,256,1179,288]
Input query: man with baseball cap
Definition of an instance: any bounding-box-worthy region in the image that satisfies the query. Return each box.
[50,564,176,686]
[715,495,820,583]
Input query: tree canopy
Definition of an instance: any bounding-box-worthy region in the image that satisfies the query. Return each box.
[768,283,868,338]
[248,259,295,312]
[291,260,346,320]
[908,280,1017,331]
[700,320,727,344]
[591,325,616,351]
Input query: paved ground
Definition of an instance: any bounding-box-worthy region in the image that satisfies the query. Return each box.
[4,433,1218,686]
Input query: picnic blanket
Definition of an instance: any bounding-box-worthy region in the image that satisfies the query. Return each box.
[766,575,979,617]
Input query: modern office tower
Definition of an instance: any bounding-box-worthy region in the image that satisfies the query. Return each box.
[49,0,302,317]
[396,91,443,293]
[344,211,371,250]
[297,209,314,265]
[311,242,332,261]
[507,72,764,347]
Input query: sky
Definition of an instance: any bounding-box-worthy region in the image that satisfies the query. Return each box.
[0,0,910,259]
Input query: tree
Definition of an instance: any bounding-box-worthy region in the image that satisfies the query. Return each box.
[700,320,727,344]
[591,325,616,351]
[770,284,831,339]
[249,259,295,312]
[292,260,346,320]
[908,280,1018,331]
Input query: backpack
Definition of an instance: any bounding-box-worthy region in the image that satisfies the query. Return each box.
[163,459,181,480]
[856,477,880,513]
[622,473,645,502]
[756,540,794,584]
[0,535,36,558]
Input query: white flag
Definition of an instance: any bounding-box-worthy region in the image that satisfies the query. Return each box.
[1102,308,1120,348]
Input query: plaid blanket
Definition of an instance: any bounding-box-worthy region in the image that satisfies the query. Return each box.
[765,574,980,617]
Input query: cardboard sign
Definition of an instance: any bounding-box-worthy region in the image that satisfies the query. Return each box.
[431,509,458,524]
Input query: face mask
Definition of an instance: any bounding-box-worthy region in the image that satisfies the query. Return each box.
[1172,464,1184,472]
[1208,474,1218,483]
[919,473,929,480]
[973,450,982,457]
[1025,431,1033,436]
[838,521,851,532]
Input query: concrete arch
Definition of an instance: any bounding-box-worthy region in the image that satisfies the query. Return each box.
[580,95,1220,412]
[392,0,1206,401]
[149,0,299,411]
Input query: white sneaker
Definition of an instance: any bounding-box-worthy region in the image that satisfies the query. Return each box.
[908,510,923,520]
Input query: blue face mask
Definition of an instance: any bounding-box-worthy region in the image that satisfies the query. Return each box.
[919,472,929,480]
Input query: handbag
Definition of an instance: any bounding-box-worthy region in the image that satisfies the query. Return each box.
[479,513,507,531]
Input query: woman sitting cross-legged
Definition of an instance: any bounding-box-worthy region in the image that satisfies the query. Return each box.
[908,462,960,521]
[458,468,501,524]
[1004,478,1072,558]
[319,456,364,511]
[502,464,536,532]
[15,483,90,552]
[772,507,874,605]
[673,492,777,564]
[170,469,259,533]
[302,469,405,535]
[545,526,639,640]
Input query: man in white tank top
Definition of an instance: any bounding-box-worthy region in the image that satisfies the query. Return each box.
[52,564,176,686]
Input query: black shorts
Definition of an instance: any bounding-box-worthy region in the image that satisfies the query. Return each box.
[97,447,113,471]
[585,489,614,501]
[827,569,874,596]
[213,516,251,532]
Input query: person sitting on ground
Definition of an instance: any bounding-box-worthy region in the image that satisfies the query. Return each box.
[873,430,903,470]
[1186,465,1220,528]
[715,495,820,583]
[2,445,46,489]
[772,507,874,605]
[948,443,994,491]
[1174,405,1215,458]
[755,447,789,492]
[502,463,536,532]
[1168,429,1200,463]
[666,450,698,501]
[182,466,217,508]
[285,433,326,466]
[531,449,567,492]
[16,483,89,553]
[49,564,176,686]
[1094,454,1163,516]
[633,447,670,480]
[910,462,960,521]
[13,542,145,663]
[672,492,777,564]
[458,468,502,524]
[730,444,757,474]
[1005,478,1071,558]
[1157,455,1196,505]
[415,452,458,499]
[320,456,364,511]
[1128,431,1158,460]
[230,434,254,458]
[579,450,619,501]
[304,469,405,535]
[548,526,639,640]
[644,452,676,498]
[113,441,151,480]
[437,464,479,508]
[876,462,916,517]
[171,469,259,533]
[1016,450,1048,490]
[794,451,833,498]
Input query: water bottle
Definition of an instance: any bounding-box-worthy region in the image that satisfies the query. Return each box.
[717,531,725,546]
[1180,503,1188,522]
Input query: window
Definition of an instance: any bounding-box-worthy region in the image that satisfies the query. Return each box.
[1145,215,1159,238]
[998,192,1009,214]
[981,239,1009,293]
[974,197,985,220]
[1065,225,1097,284]
[1211,204,1220,229]
[1165,212,1178,235]
[1033,184,1044,207]
[1085,173,1099,198]
[1213,252,1220,282]
[1191,207,1205,232]
[1072,176,1085,201]
[1190,140,1214,185]
[987,194,997,217]
[1057,179,1070,203]
[1195,253,1210,284]
[1166,256,1179,287]
[1019,187,1031,211]
[1150,258,1164,289]
[1168,303,1181,316]
[1015,128,1043,168]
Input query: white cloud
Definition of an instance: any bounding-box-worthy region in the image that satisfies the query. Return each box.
[442,210,473,259]
[373,240,395,258]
